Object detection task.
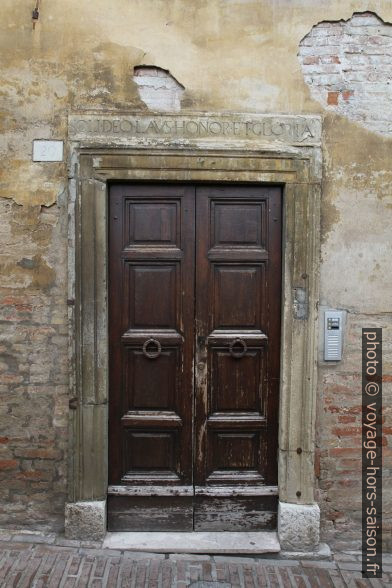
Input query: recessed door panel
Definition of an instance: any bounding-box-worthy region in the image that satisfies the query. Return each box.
[212,201,265,248]
[129,264,178,328]
[124,200,180,248]
[210,347,265,413]
[125,348,178,410]
[213,265,265,329]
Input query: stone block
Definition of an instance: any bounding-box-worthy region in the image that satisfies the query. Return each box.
[64,500,106,541]
[278,501,320,552]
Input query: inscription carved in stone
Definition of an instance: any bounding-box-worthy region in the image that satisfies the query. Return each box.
[68,113,321,146]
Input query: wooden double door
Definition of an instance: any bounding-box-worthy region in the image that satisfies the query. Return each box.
[108,183,282,531]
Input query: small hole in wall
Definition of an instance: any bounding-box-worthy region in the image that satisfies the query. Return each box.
[133,65,185,112]
[32,0,40,29]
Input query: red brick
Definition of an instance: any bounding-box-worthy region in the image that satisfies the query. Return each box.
[342,90,354,101]
[337,479,360,488]
[339,458,360,469]
[329,448,360,457]
[321,55,341,64]
[14,448,62,460]
[327,404,361,414]
[303,56,320,65]
[327,510,345,521]
[332,426,361,437]
[327,91,339,105]
[338,415,356,424]
[16,470,50,481]
[0,459,18,470]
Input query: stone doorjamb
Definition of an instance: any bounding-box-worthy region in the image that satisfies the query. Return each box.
[64,112,322,551]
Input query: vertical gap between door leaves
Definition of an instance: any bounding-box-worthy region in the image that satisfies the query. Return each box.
[192,184,197,530]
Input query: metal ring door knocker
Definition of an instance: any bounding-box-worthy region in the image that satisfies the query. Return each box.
[229,338,247,359]
[142,338,162,359]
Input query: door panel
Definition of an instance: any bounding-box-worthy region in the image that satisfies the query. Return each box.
[108,183,281,531]
[194,186,281,495]
[108,185,195,496]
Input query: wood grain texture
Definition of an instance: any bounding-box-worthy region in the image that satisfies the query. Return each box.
[108,184,282,531]
[194,186,282,491]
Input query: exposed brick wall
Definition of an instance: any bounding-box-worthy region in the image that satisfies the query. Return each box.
[0,200,68,532]
[316,313,392,551]
[299,12,392,137]
[133,66,184,112]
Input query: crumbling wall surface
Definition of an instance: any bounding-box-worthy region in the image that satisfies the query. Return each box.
[299,12,392,136]
[0,0,391,547]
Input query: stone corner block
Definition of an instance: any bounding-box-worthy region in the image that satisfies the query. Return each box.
[278,501,320,552]
[65,500,106,541]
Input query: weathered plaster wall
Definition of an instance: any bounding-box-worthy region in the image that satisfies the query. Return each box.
[0,0,391,548]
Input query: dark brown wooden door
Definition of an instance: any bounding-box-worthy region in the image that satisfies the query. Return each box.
[108,184,281,531]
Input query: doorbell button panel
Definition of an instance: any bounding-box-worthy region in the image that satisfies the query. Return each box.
[324,310,344,361]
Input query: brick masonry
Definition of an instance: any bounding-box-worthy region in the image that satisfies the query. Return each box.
[299,12,392,136]
[0,199,69,533]
[316,313,392,551]
[1,532,391,587]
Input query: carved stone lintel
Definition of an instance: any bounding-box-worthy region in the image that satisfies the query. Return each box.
[68,112,321,147]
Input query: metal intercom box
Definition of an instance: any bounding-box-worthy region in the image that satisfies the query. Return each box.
[324,310,344,361]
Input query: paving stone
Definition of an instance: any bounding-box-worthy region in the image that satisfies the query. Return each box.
[170,553,212,561]
[0,538,391,587]
[337,561,364,571]
[11,533,56,544]
[381,565,392,572]
[79,540,103,549]
[122,550,165,560]
[33,543,75,554]
[252,558,300,566]
[78,547,123,557]
[189,583,231,587]
[213,556,258,564]
[0,534,12,542]
[55,537,82,547]
[333,552,359,562]
[301,560,337,568]
[0,541,33,550]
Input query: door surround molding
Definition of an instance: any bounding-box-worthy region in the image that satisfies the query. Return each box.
[65,111,322,550]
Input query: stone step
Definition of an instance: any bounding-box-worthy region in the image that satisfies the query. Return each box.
[103,531,280,554]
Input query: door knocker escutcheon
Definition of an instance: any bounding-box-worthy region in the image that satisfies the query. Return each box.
[142,338,162,359]
[229,338,247,359]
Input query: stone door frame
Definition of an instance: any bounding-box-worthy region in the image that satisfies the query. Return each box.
[65,113,322,551]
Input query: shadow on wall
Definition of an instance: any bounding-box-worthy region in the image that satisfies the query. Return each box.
[298,11,392,137]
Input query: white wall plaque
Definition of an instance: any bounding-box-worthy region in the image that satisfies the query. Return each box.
[33,140,64,162]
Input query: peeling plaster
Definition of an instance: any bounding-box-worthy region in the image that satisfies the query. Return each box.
[133,65,185,112]
[299,11,392,137]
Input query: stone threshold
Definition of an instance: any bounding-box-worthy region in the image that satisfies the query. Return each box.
[0,528,332,561]
[103,531,281,554]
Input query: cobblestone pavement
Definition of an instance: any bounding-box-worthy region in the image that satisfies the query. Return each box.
[0,533,391,587]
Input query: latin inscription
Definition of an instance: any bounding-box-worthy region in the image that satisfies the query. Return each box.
[68,114,321,146]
